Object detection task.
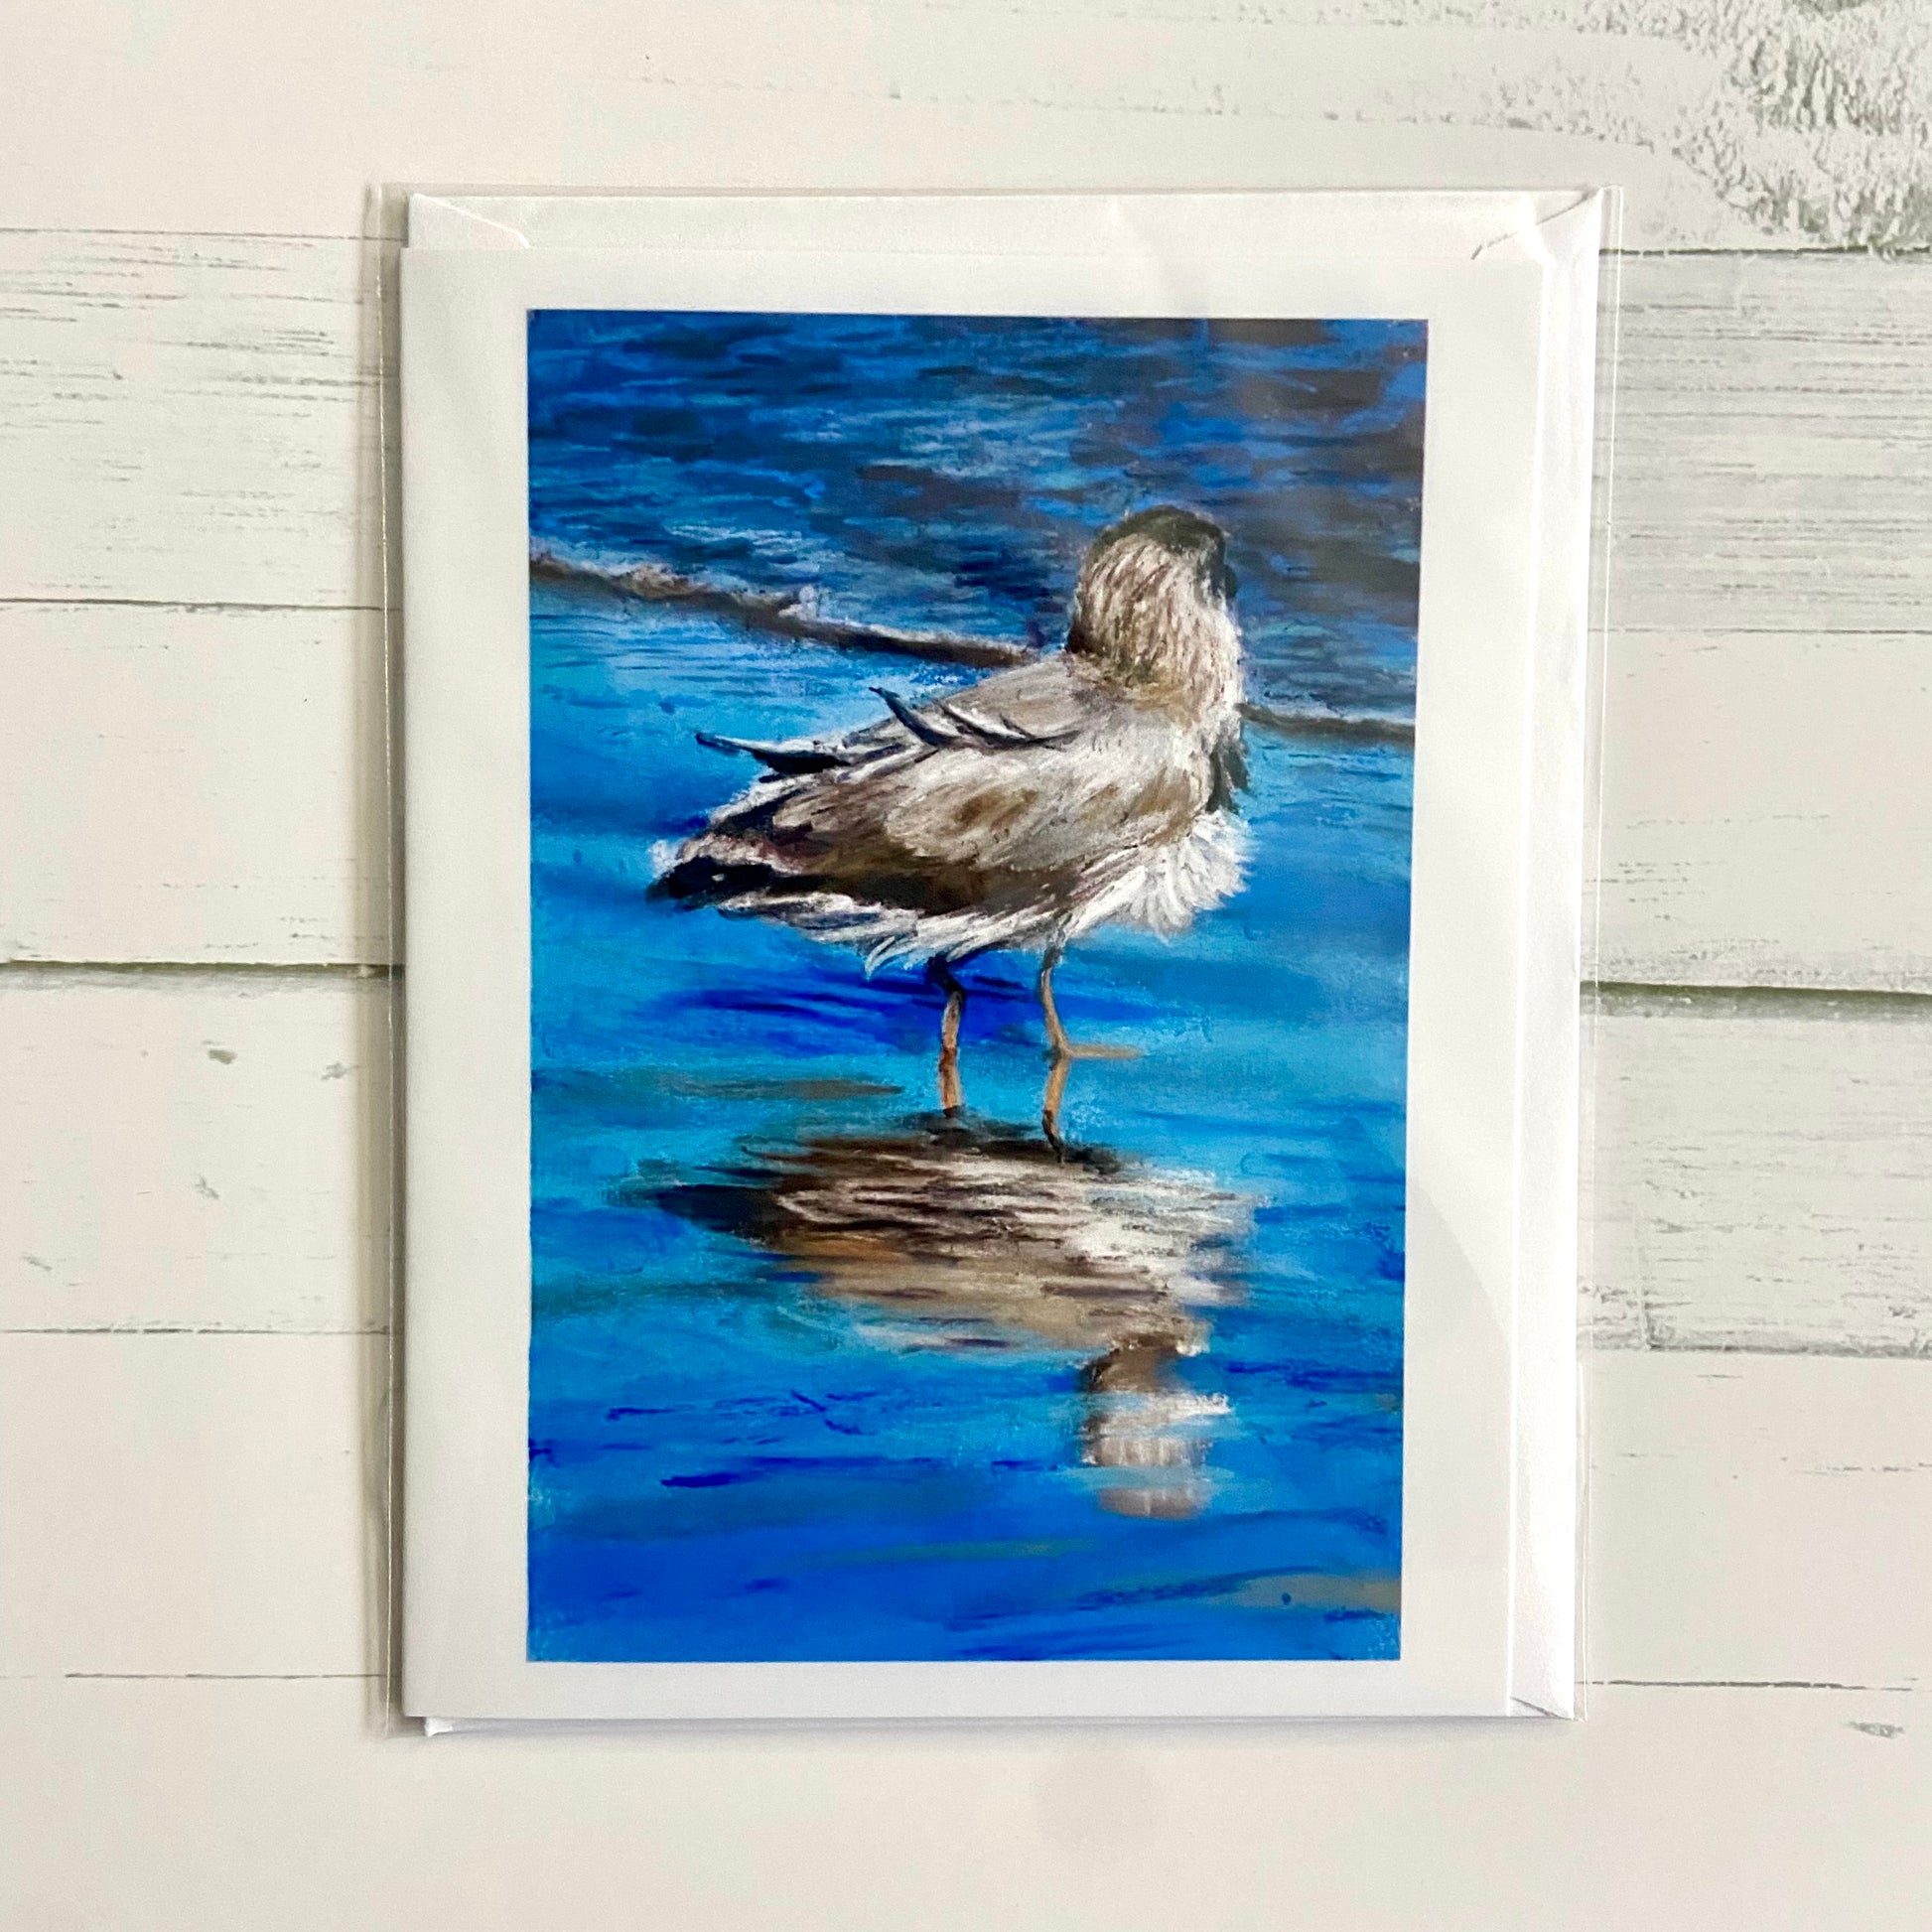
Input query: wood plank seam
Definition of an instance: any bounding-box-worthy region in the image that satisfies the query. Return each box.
[12,966,1932,1004]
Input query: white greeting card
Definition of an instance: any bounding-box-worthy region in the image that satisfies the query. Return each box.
[399,190,1600,1723]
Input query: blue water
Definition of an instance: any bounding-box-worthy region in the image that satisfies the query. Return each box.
[527,312,1420,1662]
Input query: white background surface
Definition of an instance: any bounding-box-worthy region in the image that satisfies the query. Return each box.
[1,2,1928,1926]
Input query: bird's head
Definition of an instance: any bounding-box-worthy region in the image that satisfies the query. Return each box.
[1066,506,1243,718]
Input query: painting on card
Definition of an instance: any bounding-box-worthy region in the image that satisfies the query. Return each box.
[525,311,1421,1662]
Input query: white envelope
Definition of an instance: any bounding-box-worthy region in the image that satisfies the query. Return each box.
[399,189,1601,1725]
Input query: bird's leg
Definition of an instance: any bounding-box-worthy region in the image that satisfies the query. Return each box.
[928,959,966,1114]
[1037,947,1073,1059]
[1036,948,1138,1063]
[1038,947,1138,1148]
[1041,1050,1072,1151]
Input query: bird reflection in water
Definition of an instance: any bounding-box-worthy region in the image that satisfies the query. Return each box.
[648,1101,1251,1519]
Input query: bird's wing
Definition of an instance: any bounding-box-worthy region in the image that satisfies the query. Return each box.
[908,655,1108,747]
[676,657,1213,919]
[694,656,1094,773]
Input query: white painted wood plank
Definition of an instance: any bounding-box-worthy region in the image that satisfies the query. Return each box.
[6,977,1926,1352]
[2,1339,1921,1696]
[0,1343,1925,1921]
[0,972,390,1335]
[4,244,1923,981]
[0,605,390,966]
[0,231,378,608]
[0,1334,378,1680]
[1593,630,1932,994]
[9,607,1928,987]
[1609,252,1932,634]
[4,240,1927,633]
[1,0,1927,249]
[1586,1352,1930,1693]
[1587,989,1932,1355]
[0,1676,1924,1931]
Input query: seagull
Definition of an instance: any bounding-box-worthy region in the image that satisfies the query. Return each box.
[651,506,1248,1119]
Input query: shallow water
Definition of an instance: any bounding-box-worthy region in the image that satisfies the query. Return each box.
[526,312,1418,1662]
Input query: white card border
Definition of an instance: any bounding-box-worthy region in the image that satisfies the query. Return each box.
[399,194,1589,1723]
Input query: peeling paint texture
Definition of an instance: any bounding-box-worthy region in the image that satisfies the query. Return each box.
[1275,0,1932,247]
[1605,0,1932,247]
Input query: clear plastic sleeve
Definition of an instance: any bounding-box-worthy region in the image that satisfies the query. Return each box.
[372,186,1622,1729]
